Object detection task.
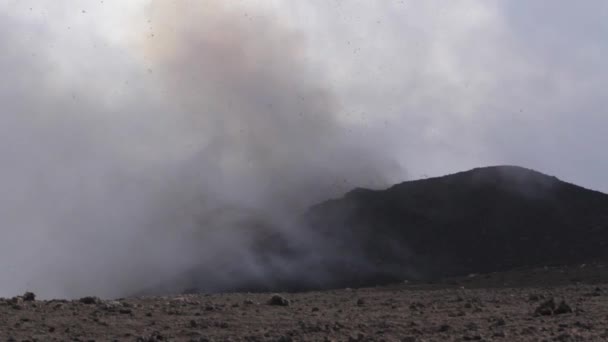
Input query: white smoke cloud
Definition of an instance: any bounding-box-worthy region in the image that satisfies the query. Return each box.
[0,0,607,298]
[0,0,400,298]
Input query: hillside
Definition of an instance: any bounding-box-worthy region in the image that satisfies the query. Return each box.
[143,166,608,295]
[304,165,608,283]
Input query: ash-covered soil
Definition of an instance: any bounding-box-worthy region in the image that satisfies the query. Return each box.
[2,263,607,342]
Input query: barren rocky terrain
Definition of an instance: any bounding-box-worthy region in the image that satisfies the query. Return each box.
[1,263,607,342]
[3,166,607,341]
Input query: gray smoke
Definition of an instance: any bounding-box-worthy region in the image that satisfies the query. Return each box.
[3,0,608,298]
[0,1,400,298]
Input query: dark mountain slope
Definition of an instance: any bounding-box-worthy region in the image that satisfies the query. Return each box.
[143,166,608,295]
[305,165,608,281]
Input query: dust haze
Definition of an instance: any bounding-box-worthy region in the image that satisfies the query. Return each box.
[3,0,608,299]
[0,1,400,298]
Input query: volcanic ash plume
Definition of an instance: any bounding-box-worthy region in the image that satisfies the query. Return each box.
[0,1,400,298]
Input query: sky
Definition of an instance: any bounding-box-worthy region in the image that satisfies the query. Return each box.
[0,0,607,298]
[3,0,608,189]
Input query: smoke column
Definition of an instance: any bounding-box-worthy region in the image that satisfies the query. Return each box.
[0,1,400,298]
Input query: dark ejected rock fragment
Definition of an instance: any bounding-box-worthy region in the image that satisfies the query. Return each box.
[79,296,101,305]
[22,292,36,301]
[534,298,556,316]
[534,298,572,316]
[554,300,573,315]
[268,294,290,306]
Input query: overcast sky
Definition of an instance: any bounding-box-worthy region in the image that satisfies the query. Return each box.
[3,0,607,190]
[1,1,607,297]
[279,0,608,191]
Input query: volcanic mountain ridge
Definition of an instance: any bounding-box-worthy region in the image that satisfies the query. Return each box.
[303,165,608,285]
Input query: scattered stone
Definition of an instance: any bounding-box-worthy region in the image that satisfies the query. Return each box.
[9,296,23,304]
[101,301,122,311]
[356,298,365,306]
[79,296,100,305]
[585,287,603,297]
[554,300,573,315]
[268,294,289,306]
[533,297,572,316]
[409,302,425,311]
[348,332,365,341]
[438,324,451,332]
[534,298,556,316]
[528,293,544,302]
[136,331,165,342]
[492,317,506,327]
[22,292,36,301]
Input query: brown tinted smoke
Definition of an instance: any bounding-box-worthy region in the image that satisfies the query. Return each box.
[0,1,400,298]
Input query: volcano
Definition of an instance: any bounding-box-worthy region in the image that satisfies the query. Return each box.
[304,165,608,283]
[147,165,608,294]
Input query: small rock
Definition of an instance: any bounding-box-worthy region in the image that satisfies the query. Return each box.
[79,296,100,305]
[554,300,573,315]
[268,294,289,306]
[409,302,425,311]
[22,292,36,301]
[438,324,451,332]
[356,298,365,306]
[492,318,506,327]
[585,287,603,297]
[534,298,556,316]
[101,301,122,311]
[348,333,365,342]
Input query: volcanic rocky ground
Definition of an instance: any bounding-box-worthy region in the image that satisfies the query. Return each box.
[1,165,608,341]
[1,264,607,341]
